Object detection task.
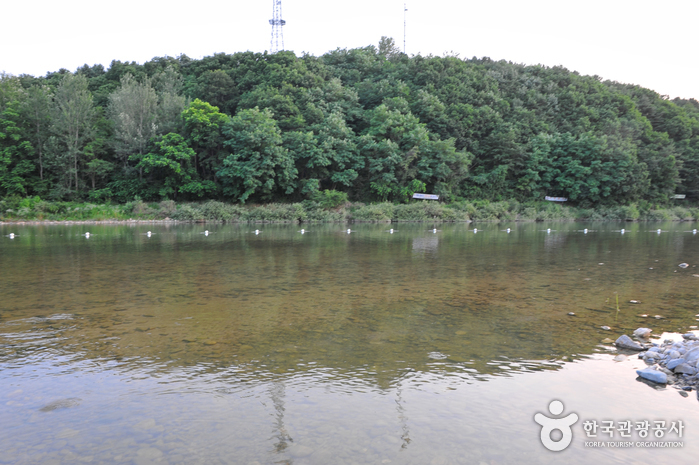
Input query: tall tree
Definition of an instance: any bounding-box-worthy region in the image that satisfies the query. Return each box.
[196,69,237,115]
[153,66,187,134]
[108,74,158,173]
[50,73,95,192]
[0,73,23,113]
[0,102,35,197]
[182,99,229,178]
[21,85,52,181]
[219,107,296,202]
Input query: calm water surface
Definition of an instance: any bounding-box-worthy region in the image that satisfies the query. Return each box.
[1,222,698,464]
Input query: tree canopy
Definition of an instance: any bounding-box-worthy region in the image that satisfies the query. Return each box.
[1,40,698,206]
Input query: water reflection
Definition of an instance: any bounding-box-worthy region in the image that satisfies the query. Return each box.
[2,222,699,378]
[412,236,439,253]
[1,222,698,463]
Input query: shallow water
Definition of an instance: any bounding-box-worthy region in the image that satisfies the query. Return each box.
[1,222,698,464]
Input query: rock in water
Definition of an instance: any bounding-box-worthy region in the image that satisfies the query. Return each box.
[633,328,652,338]
[615,334,644,351]
[39,398,81,412]
[636,368,668,384]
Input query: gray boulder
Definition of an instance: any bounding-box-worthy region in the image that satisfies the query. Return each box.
[674,363,697,375]
[615,335,644,351]
[633,328,652,338]
[636,368,668,384]
[667,358,686,370]
[684,347,699,362]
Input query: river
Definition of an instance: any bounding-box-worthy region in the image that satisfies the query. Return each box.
[1,222,698,464]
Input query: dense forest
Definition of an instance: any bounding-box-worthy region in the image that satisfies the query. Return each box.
[2,37,698,207]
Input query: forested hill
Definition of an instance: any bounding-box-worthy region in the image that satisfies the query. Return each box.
[2,38,698,206]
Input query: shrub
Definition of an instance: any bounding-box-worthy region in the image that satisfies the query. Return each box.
[641,209,673,221]
[390,202,468,222]
[199,201,245,221]
[671,207,693,221]
[171,205,203,221]
[243,203,306,223]
[620,204,641,221]
[158,200,177,218]
[350,203,394,222]
[310,190,349,209]
[300,201,348,222]
[88,189,113,203]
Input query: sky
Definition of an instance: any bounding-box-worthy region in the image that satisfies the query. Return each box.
[2,0,697,100]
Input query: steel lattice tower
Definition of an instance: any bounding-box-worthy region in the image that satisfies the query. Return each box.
[269,0,286,53]
[403,3,407,54]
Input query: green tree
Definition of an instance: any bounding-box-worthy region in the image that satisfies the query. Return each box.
[358,103,469,200]
[153,65,188,134]
[182,99,229,178]
[135,133,215,199]
[0,73,23,113]
[219,107,297,202]
[50,73,96,193]
[0,102,35,196]
[108,74,158,172]
[21,84,52,181]
[196,69,237,115]
[84,158,114,190]
[377,36,401,59]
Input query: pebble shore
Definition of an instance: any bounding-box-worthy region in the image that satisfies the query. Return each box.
[615,329,699,396]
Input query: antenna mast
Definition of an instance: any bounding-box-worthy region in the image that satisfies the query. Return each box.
[403,3,407,54]
[269,0,286,53]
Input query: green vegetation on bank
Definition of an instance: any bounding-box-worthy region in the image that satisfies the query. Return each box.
[2,196,698,223]
[1,37,699,210]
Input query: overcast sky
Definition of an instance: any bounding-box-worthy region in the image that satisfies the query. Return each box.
[3,0,697,100]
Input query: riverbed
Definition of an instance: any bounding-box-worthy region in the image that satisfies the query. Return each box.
[1,222,698,464]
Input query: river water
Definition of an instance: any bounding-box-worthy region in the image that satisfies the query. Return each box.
[1,222,698,464]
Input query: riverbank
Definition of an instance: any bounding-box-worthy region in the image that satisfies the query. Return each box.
[615,327,699,396]
[1,198,698,224]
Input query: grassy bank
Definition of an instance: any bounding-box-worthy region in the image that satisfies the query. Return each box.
[1,196,698,223]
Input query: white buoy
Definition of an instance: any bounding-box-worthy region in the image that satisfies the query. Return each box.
[547,228,551,233]
[432,228,437,233]
[693,229,697,234]
[204,230,209,236]
[9,233,15,239]
[300,229,305,234]
[506,228,511,233]
[390,229,394,234]
[255,229,260,235]
[583,229,588,234]
[473,228,477,233]
[146,231,152,237]
[347,229,352,234]
[620,229,625,234]
[657,229,661,234]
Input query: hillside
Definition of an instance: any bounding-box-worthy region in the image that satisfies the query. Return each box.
[2,38,698,207]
